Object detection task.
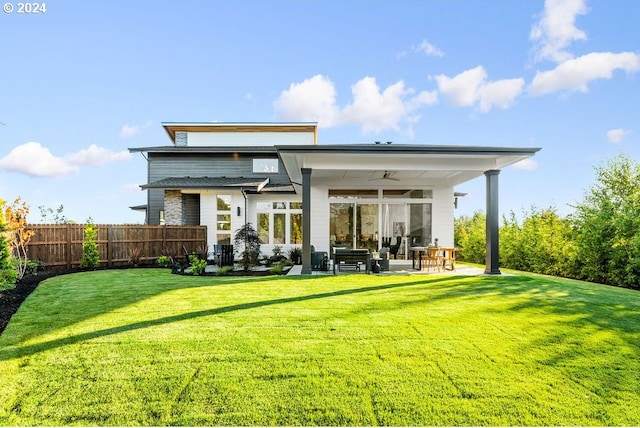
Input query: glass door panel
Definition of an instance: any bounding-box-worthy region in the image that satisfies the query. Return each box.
[330,203,354,251]
[356,204,379,252]
[382,203,407,258]
[408,203,432,247]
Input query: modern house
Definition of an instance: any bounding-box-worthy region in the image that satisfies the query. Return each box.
[130,122,540,274]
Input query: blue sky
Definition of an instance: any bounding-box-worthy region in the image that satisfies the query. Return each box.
[1,0,638,224]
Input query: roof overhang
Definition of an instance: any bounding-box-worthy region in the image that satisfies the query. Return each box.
[276,144,541,189]
[141,177,271,191]
[161,122,318,144]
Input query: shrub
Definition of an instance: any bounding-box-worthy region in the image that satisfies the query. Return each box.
[80,218,99,269]
[157,255,173,268]
[233,223,261,271]
[215,265,234,276]
[288,247,302,265]
[0,198,17,290]
[128,247,143,266]
[270,263,284,275]
[189,255,207,276]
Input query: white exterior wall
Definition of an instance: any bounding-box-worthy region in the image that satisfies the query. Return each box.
[187,131,314,147]
[310,186,330,253]
[200,190,245,250]
[432,186,455,247]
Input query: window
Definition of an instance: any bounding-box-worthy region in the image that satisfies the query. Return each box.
[253,158,279,173]
[216,195,231,245]
[256,200,302,245]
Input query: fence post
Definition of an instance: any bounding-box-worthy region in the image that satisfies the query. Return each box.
[107,225,113,267]
[66,223,72,270]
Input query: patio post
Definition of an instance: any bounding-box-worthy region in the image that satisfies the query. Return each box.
[301,168,312,274]
[484,169,501,275]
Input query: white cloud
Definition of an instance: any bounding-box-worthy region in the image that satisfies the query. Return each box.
[119,121,152,139]
[412,39,445,57]
[274,75,340,126]
[0,142,131,178]
[529,52,640,95]
[274,74,437,134]
[607,128,631,144]
[434,66,524,112]
[341,77,437,134]
[0,142,78,177]
[530,0,589,63]
[511,159,538,171]
[66,144,131,167]
[478,78,526,112]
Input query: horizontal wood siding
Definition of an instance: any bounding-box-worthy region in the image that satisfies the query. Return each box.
[26,224,207,270]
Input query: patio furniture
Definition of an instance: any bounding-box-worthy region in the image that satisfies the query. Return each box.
[310,245,329,271]
[421,247,441,272]
[388,236,402,259]
[378,247,390,271]
[218,244,234,267]
[333,248,371,274]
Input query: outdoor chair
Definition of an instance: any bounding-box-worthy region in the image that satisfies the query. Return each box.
[389,236,402,259]
[421,247,441,272]
[310,245,329,271]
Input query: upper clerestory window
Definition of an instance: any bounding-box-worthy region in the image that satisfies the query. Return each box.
[253,158,279,173]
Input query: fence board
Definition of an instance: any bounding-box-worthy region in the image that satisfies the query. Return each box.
[25,224,207,270]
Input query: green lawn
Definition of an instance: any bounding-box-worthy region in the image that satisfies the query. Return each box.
[1,269,639,426]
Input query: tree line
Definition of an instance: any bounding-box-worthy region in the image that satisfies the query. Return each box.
[455,154,640,289]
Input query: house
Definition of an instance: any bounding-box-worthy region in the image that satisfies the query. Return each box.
[130,122,540,274]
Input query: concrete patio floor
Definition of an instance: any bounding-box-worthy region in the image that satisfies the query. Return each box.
[286,260,485,276]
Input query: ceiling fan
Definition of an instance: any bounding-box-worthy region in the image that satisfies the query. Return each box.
[369,171,400,181]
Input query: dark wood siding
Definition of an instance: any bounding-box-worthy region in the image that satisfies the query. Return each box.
[182,194,201,225]
[146,152,291,225]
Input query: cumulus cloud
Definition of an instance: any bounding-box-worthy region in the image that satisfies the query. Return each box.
[434,66,524,112]
[119,120,152,139]
[607,128,631,144]
[511,159,539,171]
[0,142,78,177]
[66,144,132,167]
[529,52,640,95]
[0,142,131,178]
[274,75,340,126]
[412,39,445,57]
[274,74,437,134]
[530,0,589,63]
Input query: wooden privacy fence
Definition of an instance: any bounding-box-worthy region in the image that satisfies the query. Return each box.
[26,224,207,270]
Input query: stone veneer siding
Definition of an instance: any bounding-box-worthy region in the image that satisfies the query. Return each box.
[164,190,182,225]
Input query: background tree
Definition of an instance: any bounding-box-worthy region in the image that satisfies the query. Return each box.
[570,153,640,288]
[38,204,73,224]
[0,199,18,290]
[454,211,486,264]
[80,217,99,269]
[4,197,35,280]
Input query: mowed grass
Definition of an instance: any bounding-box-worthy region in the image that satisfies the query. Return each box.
[1,269,639,426]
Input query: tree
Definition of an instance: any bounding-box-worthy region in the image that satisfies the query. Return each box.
[80,217,99,269]
[4,197,35,280]
[454,211,486,264]
[38,204,72,224]
[570,153,640,288]
[233,222,261,271]
[0,199,17,290]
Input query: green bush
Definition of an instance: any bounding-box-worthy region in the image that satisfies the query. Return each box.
[0,199,17,290]
[189,255,207,276]
[80,218,99,269]
[215,265,234,276]
[157,255,173,268]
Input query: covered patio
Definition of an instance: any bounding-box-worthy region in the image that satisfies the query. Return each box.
[276,144,540,276]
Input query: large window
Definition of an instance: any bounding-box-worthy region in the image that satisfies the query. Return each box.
[257,201,302,245]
